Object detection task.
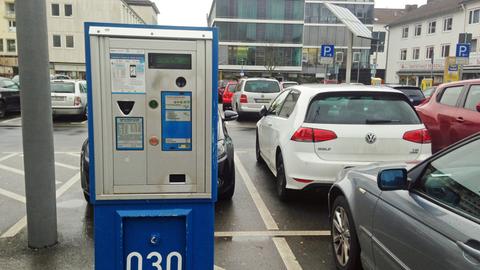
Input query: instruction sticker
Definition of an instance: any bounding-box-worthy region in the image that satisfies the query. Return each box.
[161,92,192,151]
[165,95,191,110]
[110,50,146,93]
[116,117,144,150]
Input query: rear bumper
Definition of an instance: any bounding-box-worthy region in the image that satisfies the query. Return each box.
[237,103,268,113]
[52,106,85,116]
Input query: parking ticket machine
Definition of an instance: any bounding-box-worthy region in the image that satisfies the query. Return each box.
[84,23,217,270]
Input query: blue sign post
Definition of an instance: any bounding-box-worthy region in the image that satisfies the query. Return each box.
[85,23,217,270]
[456,43,471,58]
[321,45,335,58]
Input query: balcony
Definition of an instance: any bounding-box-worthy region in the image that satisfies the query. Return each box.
[4,10,15,19]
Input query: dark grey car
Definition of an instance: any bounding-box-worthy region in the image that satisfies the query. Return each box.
[329,133,480,270]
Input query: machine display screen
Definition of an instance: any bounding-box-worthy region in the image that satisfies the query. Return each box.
[148,53,192,69]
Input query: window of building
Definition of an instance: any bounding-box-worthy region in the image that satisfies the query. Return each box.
[402,26,409,38]
[471,39,478,53]
[428,21,436,34]
[8,20,15,32]
[441,44,450,58]
[6,3,14,14]
[469,9,480,24]
[400,49,407,60]
[415,24,422,36]
[426,46,434,60]
[443,17,453,31]
[53,35,61,47]
[6,39,15,52]
[51,3,60,16]
[66,35,74,48]
[64,4,72,17]
[371,31,386,53]
[413,48,420,60]
[0,39,3,52]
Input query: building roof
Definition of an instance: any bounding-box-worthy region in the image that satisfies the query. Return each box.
[374,8,407,25]
[125,0,159,14]
[388,0,468,26]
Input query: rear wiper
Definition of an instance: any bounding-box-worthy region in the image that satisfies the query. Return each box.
[366,119,401,124]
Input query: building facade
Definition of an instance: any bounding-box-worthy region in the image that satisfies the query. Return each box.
[386,0,480,85]
[0,0,18,77]
[0,0,158,79]
[208,0,374,83]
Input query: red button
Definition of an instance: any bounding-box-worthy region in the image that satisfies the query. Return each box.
[149,136,159,146]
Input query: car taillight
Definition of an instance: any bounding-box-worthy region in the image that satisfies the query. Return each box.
[403,129,431,144]
[240,94,248,103]
[74,96,81,106]
[291,127,337,142]
[223,91,233,99]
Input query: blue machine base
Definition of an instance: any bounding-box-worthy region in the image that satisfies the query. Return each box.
[94,201,214,270]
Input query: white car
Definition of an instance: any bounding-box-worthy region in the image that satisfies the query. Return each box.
[280,81,299,90]
[256,84,432,200]
[232,78,281,119]
[51,80,88,118]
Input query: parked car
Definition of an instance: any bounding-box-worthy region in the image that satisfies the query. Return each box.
[50,80,87,118]
[423,86,437,98]
[280,81,299,90]
[222,81,237,110]
[12,75,19,85]
[329,132,480,270]
[416,79,480,153]
[80,110,238,202]
[232,78,281,119]
[0,77,21,118]
[256,85,431,200]
[386,85,425,106]
[218,79,229,102]
[51,74,72,80]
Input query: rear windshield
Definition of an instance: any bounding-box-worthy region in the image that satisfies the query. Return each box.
[225,83,237,92]
[51,82,75,93]
[244,80,280,93]
[396,88,425,98]
[305,92,421,125]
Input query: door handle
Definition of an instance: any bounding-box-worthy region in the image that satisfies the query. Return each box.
[456,117,465,123]
[457,240,480,262]
[267,123,272,127]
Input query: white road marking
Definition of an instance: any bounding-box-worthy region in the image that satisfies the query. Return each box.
[0,187,26,203]
[0,117,21,124]
[214,265,226,270]
[65,152,81,157]
[0,163,25,175]
[214,230,330,238]
[273,237,303,270]
[0,216,26,238]
[234,154,278,231]
[0,172,81,238]
[55,162,78,170]
[0,153,18,162]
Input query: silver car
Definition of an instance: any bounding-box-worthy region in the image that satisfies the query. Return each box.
[232,78,280,119]
[51,80,87,118]
[329,133,480,270]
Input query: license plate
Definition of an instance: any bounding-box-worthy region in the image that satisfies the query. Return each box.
[52,96,65,101]
[255,99,271,103]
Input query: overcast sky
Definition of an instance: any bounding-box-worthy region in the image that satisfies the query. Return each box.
[152,0,428,26]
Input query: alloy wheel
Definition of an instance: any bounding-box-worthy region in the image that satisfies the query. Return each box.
[332,205,351,267]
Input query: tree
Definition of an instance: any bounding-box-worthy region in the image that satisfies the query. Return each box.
[264,45,279,78]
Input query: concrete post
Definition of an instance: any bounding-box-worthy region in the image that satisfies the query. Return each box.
[346,33,353,83]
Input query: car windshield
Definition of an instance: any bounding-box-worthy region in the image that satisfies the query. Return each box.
[0,79,19,89]
[305,92,421,125]
[244,80,280,93]
[51,82,75,93]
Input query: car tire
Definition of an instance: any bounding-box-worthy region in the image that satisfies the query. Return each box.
[0,101,6,118]
[276,154,291,201]
[331,196,361,270]
[256,130,264,164]
[218,162,235,201]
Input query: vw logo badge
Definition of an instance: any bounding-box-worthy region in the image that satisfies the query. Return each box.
[365,133,377,144]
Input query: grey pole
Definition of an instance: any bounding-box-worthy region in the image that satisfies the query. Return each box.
[356,57,360,83]
[346,33,353,83]
[16,0,58,248]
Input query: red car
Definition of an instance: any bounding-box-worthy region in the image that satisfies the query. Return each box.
[221,81,237,110]
[416,79,480,153]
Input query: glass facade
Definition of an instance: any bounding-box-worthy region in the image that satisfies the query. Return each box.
[216,0,304,20]
[221,45,302,66]
[305,3,374,24]
[217,22,303,43]
[303,25,372,47]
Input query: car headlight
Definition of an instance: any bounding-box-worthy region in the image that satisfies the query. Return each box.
[217,139,226,160]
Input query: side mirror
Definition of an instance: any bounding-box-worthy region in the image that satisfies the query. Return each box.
[476,102,480,113]
[259,105,268,117]
[377,169,408,191]
[223,110,238,121]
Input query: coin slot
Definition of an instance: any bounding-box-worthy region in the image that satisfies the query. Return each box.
[117,101,135,115]
[176,77,187,88]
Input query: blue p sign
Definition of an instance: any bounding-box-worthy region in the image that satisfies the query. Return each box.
[321,45,335,58]
[456,43,470,58]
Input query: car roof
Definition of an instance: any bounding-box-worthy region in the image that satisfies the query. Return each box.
[51,79,84,83]
[292,84,404,95]
[437,78,480,89]
[241,77,279,82]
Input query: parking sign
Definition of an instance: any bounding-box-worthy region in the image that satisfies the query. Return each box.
[456,43,470,58]
[321,45,335,58]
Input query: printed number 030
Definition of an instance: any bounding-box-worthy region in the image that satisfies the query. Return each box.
[126,251,182,270]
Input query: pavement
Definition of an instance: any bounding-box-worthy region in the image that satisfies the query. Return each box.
[0,112,336,270]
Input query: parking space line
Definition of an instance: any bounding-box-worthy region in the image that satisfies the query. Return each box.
[0,187,26,203]
[0,117,21,124]
[0,172,81,239]
[234,154,279,231]
[55,162,79,170]
[0,163,25,176]
[0,153,18,162]
[65,152,80,157]
[273,237,303,270]
[215,230,331,238]
[214,266,226,270]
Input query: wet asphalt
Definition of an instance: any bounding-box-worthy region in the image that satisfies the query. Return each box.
[0,112,336,270]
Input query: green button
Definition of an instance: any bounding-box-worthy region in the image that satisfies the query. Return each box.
[149,100,158,109]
